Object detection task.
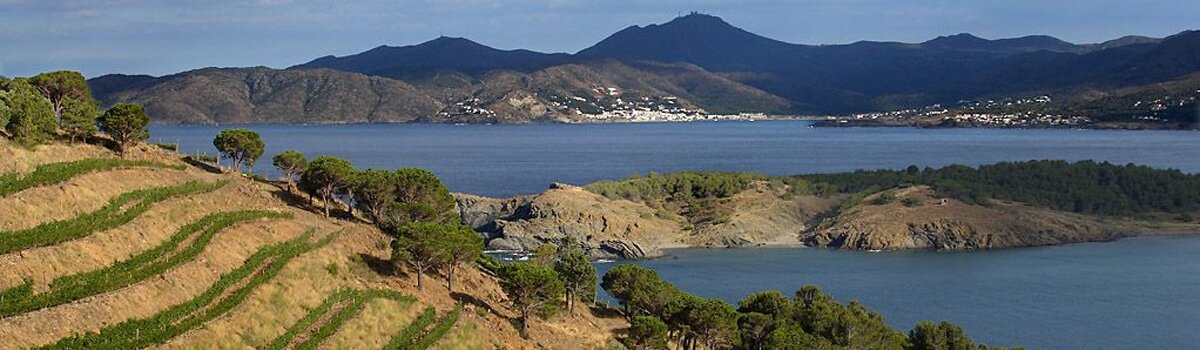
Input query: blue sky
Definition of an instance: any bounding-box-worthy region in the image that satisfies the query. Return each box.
[1,0,1196,78]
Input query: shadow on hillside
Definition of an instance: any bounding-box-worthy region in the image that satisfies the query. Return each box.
[451,291,510,322]
[182,156,223,174]
[357,252,404,277]
[270,187,315,211]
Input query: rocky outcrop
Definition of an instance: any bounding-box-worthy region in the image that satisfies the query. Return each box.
[804,187,1127,250]
[456,184,682,259]
[459,183,1160,259]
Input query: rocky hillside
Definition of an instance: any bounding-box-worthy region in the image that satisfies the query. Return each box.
[90,60,789,124]
[458,181,839,258]
[0,139,623,349]
[90,67,442,124]
[459,181,1200,257]
[805,186,1124,250]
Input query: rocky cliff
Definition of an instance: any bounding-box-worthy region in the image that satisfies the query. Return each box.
[456,181,841,259]
[803,187,1126,250]
[458,183,1186,259]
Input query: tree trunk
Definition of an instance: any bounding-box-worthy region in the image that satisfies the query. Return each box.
[446,264,455,293]
[322,192,330,217]
[416,262,424,289]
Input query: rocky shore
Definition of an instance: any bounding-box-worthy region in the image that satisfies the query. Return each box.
[456,182,1200,259]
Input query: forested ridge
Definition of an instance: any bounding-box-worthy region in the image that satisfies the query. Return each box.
[801,160,1200,217]
[587,161,1200,218]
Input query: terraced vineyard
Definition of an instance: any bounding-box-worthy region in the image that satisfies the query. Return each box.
[0,158,185,197]
[0,141,620,350]
[0,210,291,316]
[0,180,228,254]
[267,289,421,350]
[38,229,333,349]
[384,306,462,350]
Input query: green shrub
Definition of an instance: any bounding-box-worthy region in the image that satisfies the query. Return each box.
[0,158,184,197]
[0,180,228,254]
[0,210,290,317]
[902,196,924,207]
[872,189,897,205]
[150,142,178,152]
[587,172,765,202]
[187,154,219,163]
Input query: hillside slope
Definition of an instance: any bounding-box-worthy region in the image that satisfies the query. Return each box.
[0,139,623,349]
[460,179,1200,256]
[91,67,443,124]
[91,60,789,124]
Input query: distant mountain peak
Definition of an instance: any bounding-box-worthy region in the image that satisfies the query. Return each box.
[667,12,727,24]
[924,33,989,47]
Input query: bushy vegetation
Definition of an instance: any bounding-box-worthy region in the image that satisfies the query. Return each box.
[40,229,334,350]
[0,158,184,197]
[2,70,150,149]
[390,222,482,291]
[2,78,56,146]
[0,210,290,317]
[0,180,228,254]
[213,128,265,173]
[273,150,308,191]
[801,160,1200,216]
[98,103,151,155]
[588,172,767,202]
[602,265,1021,350]
[267,289,416,350]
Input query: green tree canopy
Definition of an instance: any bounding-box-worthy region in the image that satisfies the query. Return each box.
[601,265,679,318]
[390,221,448,289]
[30,70,91,119]
[4,79,56,146]
[434,224,483,293]
[626,316,669,350]
[738,290,792,319]
[794,285,907,350]
[60,98,99,143]
[352,169,396,221]
[271,150,307,191]
[388,168,459,224]
[907,321,978,350]
[212,128,265,172]
[498,262,564,333]
[99,103,150,155]
[554,238,597,312]
[0,92,11,137]
[298,156,356,217]
[684,298,739,349]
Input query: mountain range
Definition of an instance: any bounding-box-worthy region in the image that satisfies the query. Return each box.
[89,13,1200,124]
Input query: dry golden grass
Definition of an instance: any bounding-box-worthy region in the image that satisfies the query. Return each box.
[0,220,312,349]
[322,296,420,349]
[0,179,306,290]
[431,320,485,350]
[0,139,114,175]
[155,226,367,350]
[0,168,205,231]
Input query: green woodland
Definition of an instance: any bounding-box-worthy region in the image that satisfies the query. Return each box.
[601,264,1021,350]
[588,160,1200,219]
